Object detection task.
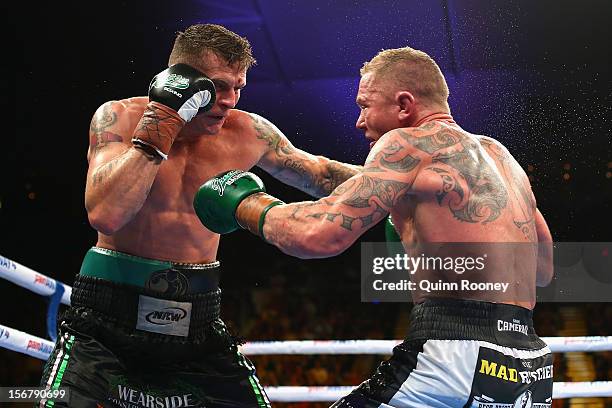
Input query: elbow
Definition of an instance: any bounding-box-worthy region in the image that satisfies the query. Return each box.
[87,207,126,235]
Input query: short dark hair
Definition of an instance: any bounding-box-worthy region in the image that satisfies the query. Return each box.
[169,24,256,71]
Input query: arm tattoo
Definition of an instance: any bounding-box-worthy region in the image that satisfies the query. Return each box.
[306,202,388,231]
[91,151,130,186]
[317,161,361,196]
[289,201,319,220]
[251,113,359,196]
[308,175,409,231]
[277,157,348,197]
[89,103,122,154]
[307,211,355,230]
[365,141,421,173]
[91,161,114,186]
[429,167,465,205]
[353,202,387,228]
[340,175,409,209]
[281,158,309,181]
[90,103,117,134]
[250,114,294,155]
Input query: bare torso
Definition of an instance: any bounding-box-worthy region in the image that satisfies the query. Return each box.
[94,97,268,263]
[390,122,538,308]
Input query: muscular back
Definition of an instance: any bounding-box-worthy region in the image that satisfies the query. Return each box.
[86,97,268,262]
[392,122,536,243]
[388,121,539,307]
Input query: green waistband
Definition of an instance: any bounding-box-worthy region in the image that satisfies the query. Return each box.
[79,247,220,289]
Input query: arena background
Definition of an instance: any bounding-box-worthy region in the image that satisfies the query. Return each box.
[5,0,611,406]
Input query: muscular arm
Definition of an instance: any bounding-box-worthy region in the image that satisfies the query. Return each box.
[85,101,162,234]
[251,113,362,197]
[535,208,554,286]
[258,129,424,258]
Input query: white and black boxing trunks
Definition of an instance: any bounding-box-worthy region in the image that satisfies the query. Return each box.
[332,299,553,408]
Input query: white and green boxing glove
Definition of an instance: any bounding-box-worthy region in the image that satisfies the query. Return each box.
[193,170,284,236]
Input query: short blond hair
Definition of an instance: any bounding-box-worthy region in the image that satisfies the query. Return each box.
[361,47,449,107]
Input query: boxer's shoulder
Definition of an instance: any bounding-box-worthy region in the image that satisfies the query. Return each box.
[476,134,506,150]
[97,97,148,113]
[219,109,255,135]
[388,123,462,146]
[475,134,516,162]
[223,109,251,129]
[90,97,148,130]
[222,110,283,145]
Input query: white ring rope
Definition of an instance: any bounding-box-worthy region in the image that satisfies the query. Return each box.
[0,254,71,305]
[240,337,612,354]
[0,324,54,360]
[2,254,611,400]
[2,323,612,360]
[264,383,612,401]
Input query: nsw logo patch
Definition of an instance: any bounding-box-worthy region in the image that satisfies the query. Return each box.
[136,295,192,337]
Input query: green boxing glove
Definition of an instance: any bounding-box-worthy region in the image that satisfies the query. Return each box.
[385,216,401,242]
[385,215,404,257]
[194,170,266,234]
[194,170,284,236]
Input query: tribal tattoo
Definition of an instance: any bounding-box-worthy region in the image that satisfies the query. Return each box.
[480,138,536,240]
[399,127,509,223]
[339,175,409,209]
[365,140,421,173]
[292,133,422,231]
[306,171,411,231]
[397,127,461,154]
[431,141,508,223]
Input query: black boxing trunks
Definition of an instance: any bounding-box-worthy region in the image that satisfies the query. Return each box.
[332,299,553,408]
[39,247,270,408]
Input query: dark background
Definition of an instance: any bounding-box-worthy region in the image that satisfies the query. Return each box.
[3,0,611,393]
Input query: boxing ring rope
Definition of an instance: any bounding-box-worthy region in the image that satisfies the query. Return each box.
[2,254,612,401]
[0,255,72,305]
[264,384,612,401]
[240,337,612,354]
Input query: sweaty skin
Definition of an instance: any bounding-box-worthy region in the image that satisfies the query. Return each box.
[85,52,360,263]
[251,72,552,310]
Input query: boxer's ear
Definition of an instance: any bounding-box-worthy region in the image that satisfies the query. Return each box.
[397,91,415,121]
